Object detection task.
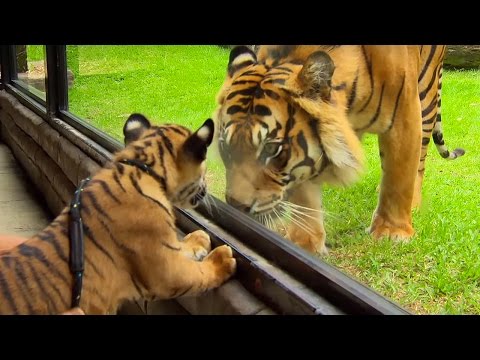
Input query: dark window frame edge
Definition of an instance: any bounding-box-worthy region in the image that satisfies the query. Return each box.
[175,208,347,315]
[10,79,46,105]
[179,201,410,315]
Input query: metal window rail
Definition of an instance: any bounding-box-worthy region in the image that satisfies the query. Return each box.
[178,200,409,314]
[7,45,47,106]
[0,44,410,315]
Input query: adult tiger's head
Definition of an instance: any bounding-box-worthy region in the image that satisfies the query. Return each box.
[121,114,214,208]
[214,46,364,216]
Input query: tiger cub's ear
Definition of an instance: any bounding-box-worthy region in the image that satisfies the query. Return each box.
[228,46,257,77]
[123,113,152,145]
[182,119,215,162]
[298,51,335,101]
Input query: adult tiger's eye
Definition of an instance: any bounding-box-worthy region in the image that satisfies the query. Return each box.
[263,142,282,157]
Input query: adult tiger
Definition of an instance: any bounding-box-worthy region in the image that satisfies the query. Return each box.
[214,45,464,255]
[0,114,236,314]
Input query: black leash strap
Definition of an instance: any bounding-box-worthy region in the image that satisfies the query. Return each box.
[68,177,91,308]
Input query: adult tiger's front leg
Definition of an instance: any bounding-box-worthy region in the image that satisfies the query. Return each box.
[285,180,328,255]
[369,86,422,241]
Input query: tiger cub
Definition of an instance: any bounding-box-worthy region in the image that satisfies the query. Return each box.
[0,114,236,315]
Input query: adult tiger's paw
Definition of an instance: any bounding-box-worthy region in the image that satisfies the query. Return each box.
[368,213,414,242]
[287,226,329,256]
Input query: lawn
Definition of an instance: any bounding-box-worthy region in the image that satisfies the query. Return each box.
[40,45,480,314]
[324,69,480,314]
[65,45,230,194]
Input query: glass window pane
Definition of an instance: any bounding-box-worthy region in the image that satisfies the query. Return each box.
[14,45,46,101]
[212,45,479,315]
[66,45,229,199]
[62,45,478,314]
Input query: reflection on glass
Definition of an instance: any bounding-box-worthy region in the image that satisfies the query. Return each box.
[15,45,46,100]
[215,45,340,256]
[62,44,478,314]
[212,44,480,315]
[66,45,230,199]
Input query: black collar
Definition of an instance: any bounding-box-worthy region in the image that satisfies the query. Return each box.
[68,177,91,309]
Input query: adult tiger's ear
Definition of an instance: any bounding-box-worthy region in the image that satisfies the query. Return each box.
[298,51,335,101]
[123,113,151,145]
[228,46,257,77]
[182,119,215,162]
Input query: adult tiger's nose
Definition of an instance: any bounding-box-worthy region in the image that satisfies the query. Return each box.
[225,195,252,213]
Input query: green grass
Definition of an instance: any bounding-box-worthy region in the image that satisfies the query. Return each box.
[68,46,229,138]
[323,69,480,314]
[68,45,230,197]
[66,46,480,314]
[26,45,45,63]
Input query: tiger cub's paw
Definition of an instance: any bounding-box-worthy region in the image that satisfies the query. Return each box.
[182,230,212,261]
[204,245,237,285]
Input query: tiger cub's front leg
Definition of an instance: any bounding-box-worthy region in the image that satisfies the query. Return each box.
[145,231,236,300]
[162,244,236,299]
[285,180,328,255]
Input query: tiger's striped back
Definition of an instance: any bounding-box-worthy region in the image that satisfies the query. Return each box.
[0,115,236,314]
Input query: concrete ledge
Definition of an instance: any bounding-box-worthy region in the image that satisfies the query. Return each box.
[117,280,276,315]
[177,280,276,315]
[0,90,101,215]
[1,126,65,215]
[0,143,51,237]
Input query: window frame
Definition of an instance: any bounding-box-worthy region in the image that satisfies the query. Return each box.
[0,44,410,315]
[8,45,48,105]
[0,49,3,88]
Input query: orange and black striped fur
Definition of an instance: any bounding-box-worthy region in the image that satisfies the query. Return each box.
[214,45,464,255]
[0,114,236,314]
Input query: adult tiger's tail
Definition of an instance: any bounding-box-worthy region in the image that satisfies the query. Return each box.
[432,66,466,160]
[432,122,465,160]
